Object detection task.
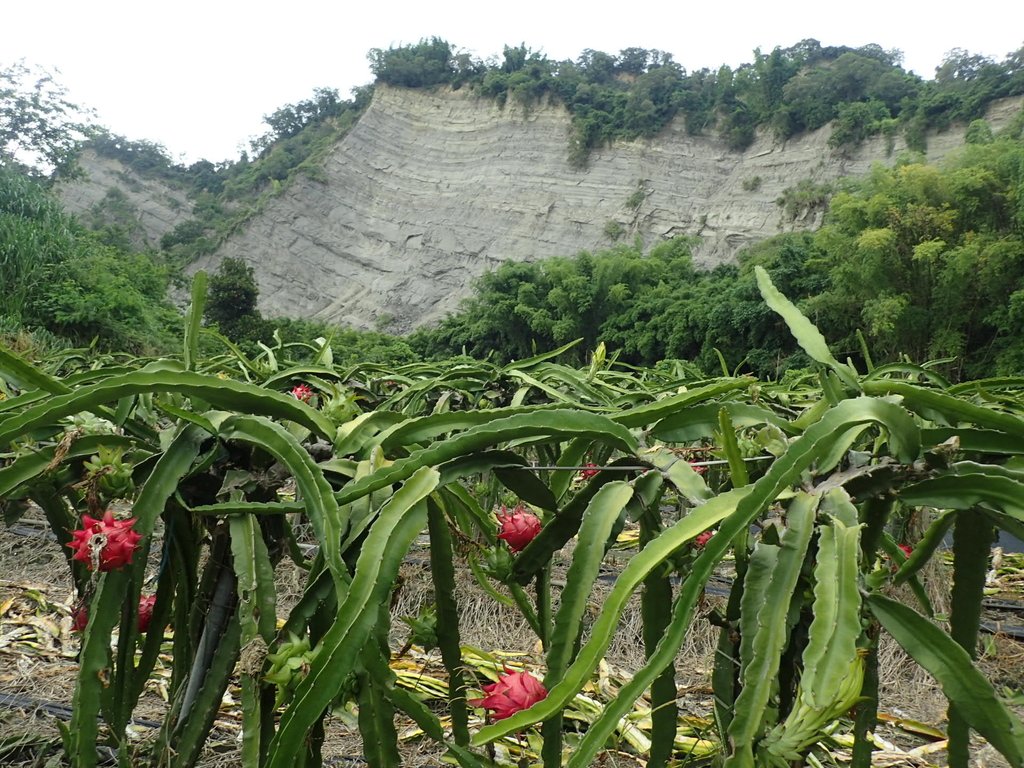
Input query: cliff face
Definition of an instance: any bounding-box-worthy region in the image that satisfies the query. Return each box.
[193,87,1021,332]
[57,149,192,250]
[64,87,1023,333]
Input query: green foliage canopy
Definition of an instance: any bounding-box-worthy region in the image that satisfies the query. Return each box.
[367,38,1024,162]
[0,166,179,352]
[204,257,265,344]
[415,125,1024,381]
[1,60,90,178]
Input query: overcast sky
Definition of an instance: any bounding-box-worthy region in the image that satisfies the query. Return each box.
[5,1,1022,164]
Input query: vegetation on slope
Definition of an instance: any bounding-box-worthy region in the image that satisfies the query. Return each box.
[1,63,395,357]
[81,84,373,266]
[43,37,1024,266]
[0,166,180,353]
[4,46,1024,380]
[0,168,416,362]
[369,38,1024,163]
[412,115,1024,381]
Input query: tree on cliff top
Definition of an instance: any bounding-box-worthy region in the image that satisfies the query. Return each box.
[367,38,457,89]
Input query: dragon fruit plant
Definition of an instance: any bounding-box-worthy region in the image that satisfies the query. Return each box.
[0,269,1020,768]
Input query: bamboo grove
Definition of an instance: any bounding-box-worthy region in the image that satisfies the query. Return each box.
[1,269,1023,767]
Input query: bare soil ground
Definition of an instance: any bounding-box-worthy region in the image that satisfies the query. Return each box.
[1,514,1021,767]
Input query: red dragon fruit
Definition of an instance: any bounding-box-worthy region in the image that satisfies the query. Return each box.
[136,594,157,633]
[470,669,547,720]
[71,602,89,632]
[71,593,158,633]
[496,504,542,553]
[67,510,142,571]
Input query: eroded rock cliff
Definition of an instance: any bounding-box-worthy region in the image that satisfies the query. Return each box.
[57,149,192,250]
[191,87,1022,332]
[62,86,1024,333]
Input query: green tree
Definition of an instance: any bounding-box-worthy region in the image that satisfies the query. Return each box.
[367,38,457,88]
[0,165,76,320]
[204,257,267,344]
[964,119,994,145]
[828,99,891,148]
[26,244,178,352]
[252,87,346,153]
[1,60,90,177]
[805,137,1024,377]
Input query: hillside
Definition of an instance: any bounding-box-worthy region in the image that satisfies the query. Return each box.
[58,147,192,250]
[56,87,1024,333]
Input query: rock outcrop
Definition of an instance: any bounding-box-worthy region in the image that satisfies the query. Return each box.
[193,88,1022,332]
[64,87,1024,333]
[57,149,192,250]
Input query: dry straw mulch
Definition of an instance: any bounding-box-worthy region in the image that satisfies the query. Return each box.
[2,517,1022,766]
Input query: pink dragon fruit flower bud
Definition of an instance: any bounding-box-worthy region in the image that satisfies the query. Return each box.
[290,383,314,403]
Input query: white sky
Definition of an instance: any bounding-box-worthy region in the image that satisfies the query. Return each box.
[5,1,1022,164]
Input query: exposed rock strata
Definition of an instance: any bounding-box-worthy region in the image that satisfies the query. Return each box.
[57,149,192,250]
[66,87,1023,333]
[193,88,1022,332]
